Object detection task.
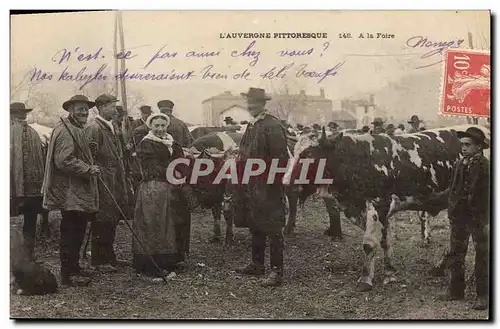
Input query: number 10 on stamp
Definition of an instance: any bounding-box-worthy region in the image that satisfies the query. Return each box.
[440,49,490,118]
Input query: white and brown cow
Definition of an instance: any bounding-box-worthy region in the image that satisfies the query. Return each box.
[287,124,489,292]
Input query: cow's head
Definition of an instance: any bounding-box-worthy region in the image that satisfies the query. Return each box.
[286,127,344,200]
[182,146,238,209]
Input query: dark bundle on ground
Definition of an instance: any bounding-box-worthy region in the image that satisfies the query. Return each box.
[11,227,58,295]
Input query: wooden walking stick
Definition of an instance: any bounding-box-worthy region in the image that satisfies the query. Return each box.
[60,118,168,283]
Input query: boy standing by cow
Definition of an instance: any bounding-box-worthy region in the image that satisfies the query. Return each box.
[439,127,490,311]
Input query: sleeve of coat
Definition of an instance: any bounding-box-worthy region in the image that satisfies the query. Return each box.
[84,124,102,160]
[183,124,195,147]
[266,124,289,160]
[53,130,92,177]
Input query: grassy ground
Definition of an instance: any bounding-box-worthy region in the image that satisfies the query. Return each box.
[10,198,489,320]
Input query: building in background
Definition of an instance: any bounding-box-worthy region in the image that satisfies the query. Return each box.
[331,110,357,129]
[202,88,332,126]
[340,94,387,129]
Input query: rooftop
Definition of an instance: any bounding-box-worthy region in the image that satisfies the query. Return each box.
[202,89,331,104]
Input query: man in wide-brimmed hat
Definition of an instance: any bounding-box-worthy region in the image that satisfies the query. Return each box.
[437,126,490,310]
[10,102,46,259]
[370,117,385,135]
[42,95,100,286]
[84,94,129,273]
[407,115,424,133]
[233,87,289,287]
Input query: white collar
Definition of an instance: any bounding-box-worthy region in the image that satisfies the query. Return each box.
[96,115,115,134]
[249,111,268,124]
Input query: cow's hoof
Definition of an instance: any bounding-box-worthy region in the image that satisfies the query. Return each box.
[356,282,373,292]
[225,236,235,246]
[209,236,222,243]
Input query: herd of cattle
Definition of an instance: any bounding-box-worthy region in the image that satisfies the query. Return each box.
[26,121,490,292]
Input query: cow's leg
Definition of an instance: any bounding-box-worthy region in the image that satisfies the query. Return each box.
[380,206,398,284]
[284,192,298,236]
[417,211,431,246]
[356,201,383,292]
[323,198,342,240]
[209,204,222,243]
[430,246,451,276]
[222,194,234,246]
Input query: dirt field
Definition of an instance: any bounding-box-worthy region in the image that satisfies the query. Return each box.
[10,198,489,320]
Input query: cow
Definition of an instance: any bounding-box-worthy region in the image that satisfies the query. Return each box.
[185,130,345,244]
[287,124,489,292]
[190,126,246,141]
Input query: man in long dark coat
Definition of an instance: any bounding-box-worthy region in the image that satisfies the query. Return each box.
[158,99,195,260]
[42,95,100,286]
[85,94,129,272]
[158,100,194,147]
[234,88,289,287]
[10,102,46,258]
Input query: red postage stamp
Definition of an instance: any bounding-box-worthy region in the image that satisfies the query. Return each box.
[440,49,490,118]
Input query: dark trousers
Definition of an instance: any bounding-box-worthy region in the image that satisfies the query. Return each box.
[91,219,118,266]
[251,229,284,273]
[21,198,42,256]
[449,203,489,298]
[60,211,93,276]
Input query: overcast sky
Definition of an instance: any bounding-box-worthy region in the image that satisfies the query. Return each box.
[11,10,490,124]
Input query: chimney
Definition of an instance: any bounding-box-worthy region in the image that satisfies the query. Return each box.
[320,88,325,98]
[369,94,375,104]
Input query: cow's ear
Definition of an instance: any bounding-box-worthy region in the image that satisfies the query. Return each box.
[333,132,343,142]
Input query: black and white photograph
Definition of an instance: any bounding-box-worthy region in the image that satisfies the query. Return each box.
[9,10,491,320]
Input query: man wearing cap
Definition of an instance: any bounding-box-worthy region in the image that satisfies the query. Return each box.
[233,87,289,287]
[130,105,152,132]
[408,115,424,133]
[224,116,236,126]
[10,102,47,258]
[42,95,100,286]
[385,123,396,136]
[394,124,406,135]
[158,100,194,147]
[327,121,339,134]
[370,117,385,135]
[85,94,129,272]
[437,127,490,310]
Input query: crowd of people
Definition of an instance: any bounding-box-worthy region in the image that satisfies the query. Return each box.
[10,86,490,310]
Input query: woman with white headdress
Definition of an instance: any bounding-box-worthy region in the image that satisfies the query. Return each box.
[132,113,187,277]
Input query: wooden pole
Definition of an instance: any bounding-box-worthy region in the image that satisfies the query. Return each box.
[117,11,130,137]
[113,11,119,96]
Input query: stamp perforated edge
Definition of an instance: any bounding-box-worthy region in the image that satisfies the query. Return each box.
[437,47,491,119]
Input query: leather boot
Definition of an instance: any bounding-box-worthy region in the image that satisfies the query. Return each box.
[437,291,464,301]
[235,263,265,275]
[261,270,283,287]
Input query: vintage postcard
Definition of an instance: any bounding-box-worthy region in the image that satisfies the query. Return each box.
[10,10,491,320]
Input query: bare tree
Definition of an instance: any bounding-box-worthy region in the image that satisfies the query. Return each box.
[265,78,307,124]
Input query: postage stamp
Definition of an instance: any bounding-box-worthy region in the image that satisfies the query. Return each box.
[440,49,490,118]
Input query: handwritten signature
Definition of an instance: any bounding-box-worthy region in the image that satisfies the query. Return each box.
[406,36,464,69]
